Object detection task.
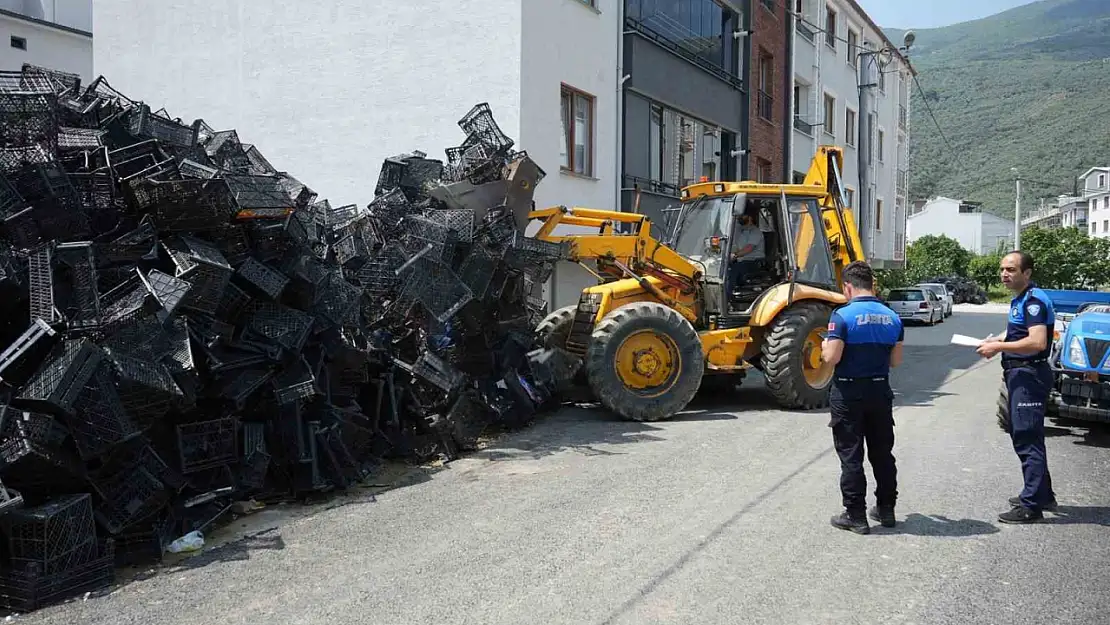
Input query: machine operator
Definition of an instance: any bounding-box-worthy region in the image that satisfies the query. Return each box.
[727,209,765,295]
[821,261,904,535]
[975,250,1057,524]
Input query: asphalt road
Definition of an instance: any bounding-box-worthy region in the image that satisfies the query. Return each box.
[28,306,1110,625]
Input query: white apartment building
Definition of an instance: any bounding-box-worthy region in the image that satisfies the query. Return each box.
[907,196,1014,255]
[93,0,620,310]
[1081,167,1110,238]
[0,0,91,81]
[790,0,913,268]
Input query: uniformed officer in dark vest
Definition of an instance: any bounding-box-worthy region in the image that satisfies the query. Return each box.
[821,261,904,534]
[976,250,1057,523]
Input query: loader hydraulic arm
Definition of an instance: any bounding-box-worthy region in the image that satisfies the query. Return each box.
[802,145,865,270]
[526,206,702,294]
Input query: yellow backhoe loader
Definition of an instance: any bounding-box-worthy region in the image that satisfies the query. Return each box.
[530,145,865,422]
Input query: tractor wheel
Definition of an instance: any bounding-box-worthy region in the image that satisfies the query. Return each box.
[761,301,835,410]
[585,302,704,422]
[535,305,576,350]
[996,380,1012,433]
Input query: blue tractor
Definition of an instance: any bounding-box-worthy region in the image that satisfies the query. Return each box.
[997,290,1110,432]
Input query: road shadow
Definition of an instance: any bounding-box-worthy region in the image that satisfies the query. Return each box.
[473,406,669,460]
[1045,505,1110,526]
[892,345,987,407]
[876,513,1001,537]
[1045,422,1110,449]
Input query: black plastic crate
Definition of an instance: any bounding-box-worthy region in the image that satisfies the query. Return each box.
[138,268,191,320]
[17,338,103,415]
[90,464,168,535]
[225,174,296,220]
[220,369,274,410]
[458,103,514,152]
[125,177,233,232]
[1,494,97,572]
[367,188,413,237]
[399,254,474,323]
[176,417,238,474]
[272,360,316,405]
[0,92,59,151]
[108,352,182,424]
[127,104,197,147]
[246,302,314,353]
[234,256,288,300]
[237,448,270,492]
[0,539,114,613]
[67,362,138,460]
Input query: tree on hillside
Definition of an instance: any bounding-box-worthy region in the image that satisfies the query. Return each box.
[968,253,1003,289]
[1020,226,1110,289]
[905,235,972,282]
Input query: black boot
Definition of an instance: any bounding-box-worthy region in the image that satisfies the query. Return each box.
[998,505,1044,524]
[869,505,896,528]
[1008,496,1057,512]
[830,510,870,534]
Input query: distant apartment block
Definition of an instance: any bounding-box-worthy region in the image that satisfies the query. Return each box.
[791,0,914,267]
[908,196,1014,255]
[0,0,91,81]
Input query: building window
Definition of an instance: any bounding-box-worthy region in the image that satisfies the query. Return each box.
[624,0,732,74]
[825,7,837,49]
[845,187,855,208]
[641,97,731,192]
[845,109,857,147]
[10,36,26,51]
[1104,219,1108,233]
[877,129,885,161]
[875,199,883,231]
[1104,197,1109,209]
[823,93,835,138]
[561,85,595,177]
[751,158,770,182]
[761,0,775,10]
[1100,174,1106,187]
[847,29,859,66]
[758,51,774,121]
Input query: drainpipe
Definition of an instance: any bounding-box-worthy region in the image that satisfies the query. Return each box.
[857,49,872,259]
[784,3,795,181]
[739,3,751,180]
[615,1,627,214]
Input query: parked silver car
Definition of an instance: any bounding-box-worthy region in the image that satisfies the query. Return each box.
[886,287,945,325]
[916,282,954,317]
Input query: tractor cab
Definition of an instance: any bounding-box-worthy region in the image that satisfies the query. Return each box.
[669,184,840,317]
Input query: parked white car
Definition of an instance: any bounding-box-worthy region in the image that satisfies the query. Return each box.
[886,287,945,325]
[916,282,954,318]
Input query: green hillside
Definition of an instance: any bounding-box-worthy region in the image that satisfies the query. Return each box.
[886,0,1110,217]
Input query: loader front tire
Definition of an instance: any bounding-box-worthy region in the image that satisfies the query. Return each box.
[535,305,576,350]
[761,301,835,410]
[586,302,704,422]
[997,380,1011,433]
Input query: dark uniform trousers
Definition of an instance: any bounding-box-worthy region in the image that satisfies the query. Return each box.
[830,377,898,513]
[1004,360,1055,509]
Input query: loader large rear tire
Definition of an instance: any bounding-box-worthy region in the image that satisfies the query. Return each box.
[535,305,576,350]
[586,302,704,422]
[761,301,835,410]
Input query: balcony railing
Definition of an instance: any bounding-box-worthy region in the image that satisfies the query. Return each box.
[898,106,907,131]
[757,90,773,121]
[893,233,906,261]
[793,115,816,135]
[797,21,815,43]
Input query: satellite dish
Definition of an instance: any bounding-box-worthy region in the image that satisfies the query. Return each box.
[903,30,916,49]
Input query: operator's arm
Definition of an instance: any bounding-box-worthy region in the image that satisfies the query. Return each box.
[821,313,847,366]
[996,298,1050,355]
[890,324,905,367]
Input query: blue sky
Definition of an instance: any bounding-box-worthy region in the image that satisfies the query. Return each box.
[855,0,1034,28]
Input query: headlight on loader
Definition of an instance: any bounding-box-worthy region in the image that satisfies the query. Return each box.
[1069,336,1086,367]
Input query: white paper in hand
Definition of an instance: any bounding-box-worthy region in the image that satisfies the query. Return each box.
[950,334,984,347]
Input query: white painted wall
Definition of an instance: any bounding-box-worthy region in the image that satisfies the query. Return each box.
[521,0,619,310]
[907,197,1014,255]
[94,0,522,208]
[791,0,910,265]
[0,12,90,81]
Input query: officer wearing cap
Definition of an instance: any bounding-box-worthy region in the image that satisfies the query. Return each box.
[821,261,904,535]
[976,250,1057,523]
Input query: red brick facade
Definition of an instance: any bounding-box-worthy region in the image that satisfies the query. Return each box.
[748,0,788,183]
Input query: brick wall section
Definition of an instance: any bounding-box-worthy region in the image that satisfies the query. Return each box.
[748,0,787,182]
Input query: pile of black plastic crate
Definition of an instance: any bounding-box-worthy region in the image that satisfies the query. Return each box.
[0,64,580,613]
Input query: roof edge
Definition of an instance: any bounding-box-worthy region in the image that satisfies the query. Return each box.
[0,8,91,38]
